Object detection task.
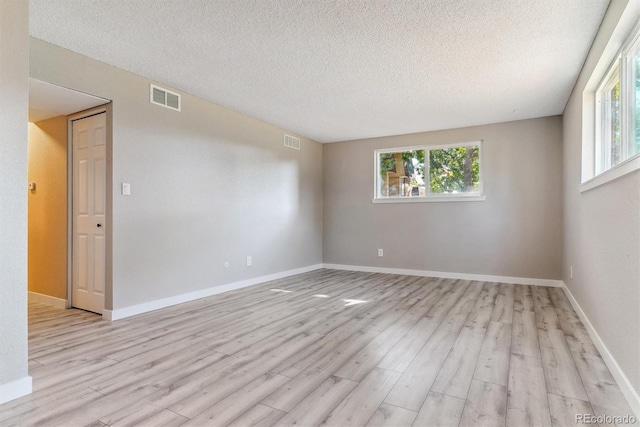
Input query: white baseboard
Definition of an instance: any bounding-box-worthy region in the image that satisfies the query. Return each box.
[0,376,32,405]
[28,291,68,309]
[562,283,640,418]
[321,263,564,287]
[102,263,560,320]
[103,264,324,321]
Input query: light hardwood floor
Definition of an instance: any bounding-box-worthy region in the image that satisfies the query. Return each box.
[1,269,636,426]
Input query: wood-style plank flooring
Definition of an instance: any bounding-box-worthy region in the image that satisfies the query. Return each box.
[1,269,636,426]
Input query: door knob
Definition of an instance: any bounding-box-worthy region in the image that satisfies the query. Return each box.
[97,223,103,228]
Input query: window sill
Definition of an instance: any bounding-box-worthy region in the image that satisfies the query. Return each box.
[580,154,640,192]
[372,194,486,203]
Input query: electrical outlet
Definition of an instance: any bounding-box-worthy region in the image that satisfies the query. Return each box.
[224,261,229,268]
[378,249,383,257]
[569,266,573,279]
[247,256,252,267]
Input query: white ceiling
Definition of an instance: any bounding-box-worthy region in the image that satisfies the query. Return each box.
[29,0,609,143]
[29,79,108,123]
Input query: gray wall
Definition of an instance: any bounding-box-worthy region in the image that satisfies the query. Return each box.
[30,39,323,311]
[563,0,640,395]
[0,0,29,388]
[323,117,563,280]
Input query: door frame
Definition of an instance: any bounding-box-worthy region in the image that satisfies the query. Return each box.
[66,104,113,315]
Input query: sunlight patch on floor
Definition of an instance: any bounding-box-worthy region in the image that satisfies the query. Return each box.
[343,299,367,306]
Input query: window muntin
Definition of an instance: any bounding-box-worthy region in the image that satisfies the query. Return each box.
[375,141,482,200]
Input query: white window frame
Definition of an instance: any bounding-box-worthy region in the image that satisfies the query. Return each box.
[582,5,640,192]
[373,140,485,204]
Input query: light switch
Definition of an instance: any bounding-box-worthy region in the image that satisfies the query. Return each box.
[122,183,131,195]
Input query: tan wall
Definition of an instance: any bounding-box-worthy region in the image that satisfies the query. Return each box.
[28,116,68,300]
[323,116,563,280]
[563,0,640,396]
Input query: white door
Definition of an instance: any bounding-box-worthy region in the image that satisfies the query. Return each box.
[72,112,106,314]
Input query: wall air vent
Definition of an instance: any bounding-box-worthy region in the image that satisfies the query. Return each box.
[150,84,181,111]
[284,134,301,150]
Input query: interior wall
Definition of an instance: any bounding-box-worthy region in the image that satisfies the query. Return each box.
[563,0,640,397]
[323,116,563,280]
[28,116,68,300]
[30,38,323,311]
[0,0,30,395]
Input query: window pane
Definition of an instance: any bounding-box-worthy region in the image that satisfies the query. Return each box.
[597,65,621,174]
[609,80,622,166]
[378,150,425,197]
[429,145,479,194]
[633,51,640,158]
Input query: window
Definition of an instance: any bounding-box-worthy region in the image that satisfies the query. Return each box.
[374,141,483,202]
[593,22,640,177]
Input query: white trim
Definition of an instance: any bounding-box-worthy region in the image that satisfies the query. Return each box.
[372,195,485,203]
[103,264,323,321]
[321,263,563,287]
[67,106,107,122]
[562,283,640,418]
[28,291,69,309]
[0,376,32,405]
[580,154,640,192]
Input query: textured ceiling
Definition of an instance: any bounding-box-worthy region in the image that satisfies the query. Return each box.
[29,0,609,143]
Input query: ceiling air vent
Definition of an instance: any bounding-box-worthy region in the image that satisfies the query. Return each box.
[284,134,300,150]
[150,84,181,111]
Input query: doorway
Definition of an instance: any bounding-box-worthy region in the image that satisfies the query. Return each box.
[27,79,110,314]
